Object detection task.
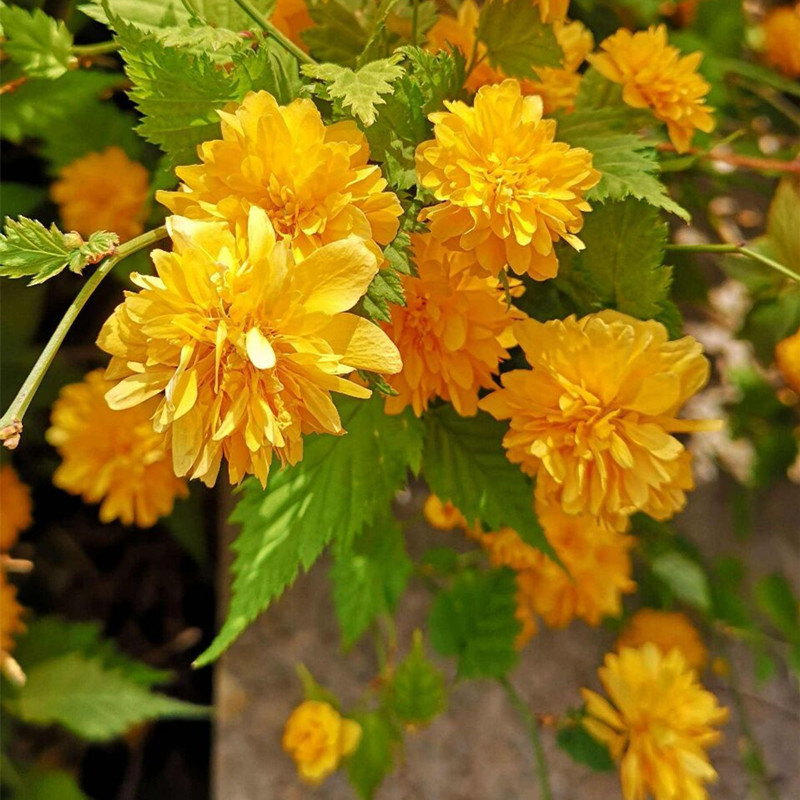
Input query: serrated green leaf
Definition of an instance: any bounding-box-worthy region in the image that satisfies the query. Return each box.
[650,552,711,612]
[331,510,412,648]
[303,56,403,126]
[556,108,690,221]
[555,199,675,323]
[0,217,118,285]
[428,568,520,679]
[303,0,368,67]
[422,406,558,561]
[195,396,424,666]
[754,573,800,641]
[346,711,397,800]
[476,0,561,79]
[13,769,90,800]
[0,4,74,79]
[557,720,615,772]
[387,630,446,725]
[3,652,207,741]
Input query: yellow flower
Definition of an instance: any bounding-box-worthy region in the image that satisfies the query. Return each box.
[776,326,800,394]
[617,609,708,671]
[761,4,800,78]
[479,311,719,528]
[46,370,188,527]
[521,20,594,114]
[0,465,32,552]
[426,0,505,93]
[423,494,467,531]
[383,234,524,416]
[271,0,314,52]
[158,91,402,260]
[590,25,714,153]
[479,502,635,629]
[534,0,570,22]
[582,644,728,800]
[0,570,26,666]
[98,210,401,487]
[416,80,600,281]
[282,700,362,786]
[50,147,150,242]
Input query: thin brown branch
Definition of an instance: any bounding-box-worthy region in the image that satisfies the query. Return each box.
[658,143,800,175]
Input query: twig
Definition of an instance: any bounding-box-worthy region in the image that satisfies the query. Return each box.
[657,143,800,175]
[664,242,800,284]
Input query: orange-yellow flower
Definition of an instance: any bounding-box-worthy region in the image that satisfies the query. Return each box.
[158,91,402,260]
[282,700,362,785]
[521,20,594,114]
[761,4,800,78]
[480,311,719,528]
[478,502,635,629]
[617,609,708,671]
[98,211,401,487]
[0,465,32,551]
[776,326,800,393]
[582,644,728,800]
[534,0,570,22]
[0,570,25,669]
[590,25,714,153]
[423,494,467,531]
[46,370,188,527]
[383,234,524,416]
[416,80,600,281]
[271,0,314,52]
[50,147,150,242]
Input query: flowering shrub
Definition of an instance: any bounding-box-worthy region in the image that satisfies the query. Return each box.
[1,1,799,798]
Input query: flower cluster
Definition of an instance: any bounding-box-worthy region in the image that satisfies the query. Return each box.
[583,644,728,800]
[282,700,362,785]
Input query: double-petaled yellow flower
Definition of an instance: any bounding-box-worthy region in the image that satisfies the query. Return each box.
[480,311,719,529]
[582,644,728,800]
[98,210,401,487]
[158,91,402,260]
[47,370,188,527]
[383,234,524,417]
[282,700,362,785]
[617,609,708,671]
[590,25,714,153]
[416,80,600,281]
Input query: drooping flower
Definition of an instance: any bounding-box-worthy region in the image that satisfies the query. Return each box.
[761,3,800,78]
[46,370,188,527]
[478,502,635,629]
[590,25,714,153]
[158,91,402,260]
[776,326,800,394]
[479,311,719,528]
[582,644,728,800]
[521,20,594,114]
[0,465,32,551]
[416,80,600,281]
[271,0,315,52]
[50,147,150,242]
[98,211,401,487]
[282,700,362,785]
[423,494,467,531]
[617,609,708,671]
[383,234,524,416]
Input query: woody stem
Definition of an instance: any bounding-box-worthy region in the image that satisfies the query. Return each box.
[0,226,168,435]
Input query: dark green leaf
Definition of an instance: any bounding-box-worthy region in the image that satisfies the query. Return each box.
[387,630,446,725]
[650,552,711,611]
[303,0,368,67]
[754,573,800,641]
[13,769,90,800]
[557,720,615,772]
[0,4,74,79]
[346,711,397,800]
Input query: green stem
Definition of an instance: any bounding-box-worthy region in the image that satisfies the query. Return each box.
[665,242,800,284]
[500,677,554,800]
[231,0,315,64]
[71,41,119,57]
[0,226,167,433]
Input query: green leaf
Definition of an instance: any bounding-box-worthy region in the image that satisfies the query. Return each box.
[346,711,396,800]
[303,55,404,126]
[754,573,800,641]
[3,652,207,741]
[476,0,561,78]
[360,229,414,322]
[650,552,711,612]
[0,4,74,79]
[428,568,520,679]
[303,0,368,67]
[422,406,557,561]
[331,510,412,648]
[0,183,47,219]
[0,217,119,285]
[195,396,424,666]
[556,720,615,772]
[13,769,90,800]
[556,109,690,221]
[386,630,446,725]
[555,199,674,322]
